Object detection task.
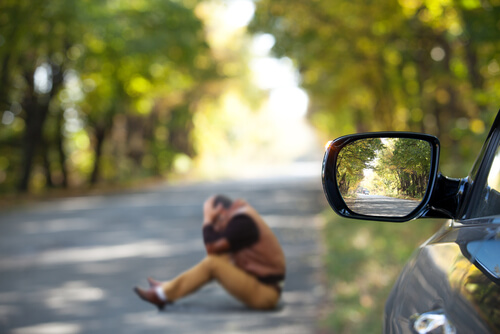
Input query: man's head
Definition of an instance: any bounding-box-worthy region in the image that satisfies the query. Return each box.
[203,195,233,227]
[213,194,233,209]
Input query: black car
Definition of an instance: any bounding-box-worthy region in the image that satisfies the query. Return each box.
[322,111,500,333]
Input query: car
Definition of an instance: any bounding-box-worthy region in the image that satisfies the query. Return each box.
[321,111,500,334]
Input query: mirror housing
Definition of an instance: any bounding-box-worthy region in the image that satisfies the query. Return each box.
[322,132,441,222]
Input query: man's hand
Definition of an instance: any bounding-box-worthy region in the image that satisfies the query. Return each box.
[203,196,224,227]
[205,238,230,254]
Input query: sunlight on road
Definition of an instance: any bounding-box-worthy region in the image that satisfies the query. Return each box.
[0,240,203,270]
[43,281,105,312]
[11,322,81,334]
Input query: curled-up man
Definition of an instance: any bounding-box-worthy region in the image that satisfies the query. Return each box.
[134,194,286,310]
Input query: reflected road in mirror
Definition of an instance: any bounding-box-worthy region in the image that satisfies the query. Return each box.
[346,194,421,217]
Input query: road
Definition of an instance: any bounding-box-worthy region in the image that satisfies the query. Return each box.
[350,194,420,217]
[0,175,328,334]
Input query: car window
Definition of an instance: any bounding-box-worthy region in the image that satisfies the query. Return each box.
[470,144,500,218]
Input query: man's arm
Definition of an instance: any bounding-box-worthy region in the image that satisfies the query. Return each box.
[203,224,223,243]
[205,214,258,254]
[202,196,228,254]
[205,238,231,254]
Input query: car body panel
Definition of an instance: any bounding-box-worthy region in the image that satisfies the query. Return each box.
[384,220,500,333]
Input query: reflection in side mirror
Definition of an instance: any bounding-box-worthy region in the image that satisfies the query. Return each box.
[336,138,432,217]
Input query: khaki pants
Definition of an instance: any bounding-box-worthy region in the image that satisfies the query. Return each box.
[161,254,280,310]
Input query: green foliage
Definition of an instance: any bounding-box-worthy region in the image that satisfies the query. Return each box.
[337,138,383,196]
[251,0,500,175]
[337,138,431,199]
[375,138,431,198]
[321,212,442,334]
[0,0,220,193]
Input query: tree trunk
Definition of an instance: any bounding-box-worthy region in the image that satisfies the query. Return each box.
[56,109,68,188]
[19,62,64,192]
[0,54,11,111]
[41,136,54,188]
[464,41,483,90]
[90,124,107,185]
[19,69,43,192]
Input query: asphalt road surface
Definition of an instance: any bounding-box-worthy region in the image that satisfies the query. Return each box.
[350,194,420,217]
[0,175,328,334]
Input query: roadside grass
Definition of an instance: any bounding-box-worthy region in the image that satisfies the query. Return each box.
[320,211,445,334]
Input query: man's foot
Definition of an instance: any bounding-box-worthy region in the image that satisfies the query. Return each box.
[147,277,162,288]
[133,286,169,311]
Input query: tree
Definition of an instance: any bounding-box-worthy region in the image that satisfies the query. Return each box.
[336,138,384,196]
[251,0,500,174]
[375,138,431,199]
[0,0,80,191]
[73,0,216,185]
[0,0,219,193]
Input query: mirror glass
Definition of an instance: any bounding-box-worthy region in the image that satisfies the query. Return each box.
[336,138,431,217]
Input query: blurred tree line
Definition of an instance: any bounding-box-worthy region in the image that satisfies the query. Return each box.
[251,0,500,175]
[0,0,225,194]
[378,138,431,198]
[336,138,383,196]
[1,0,500,195]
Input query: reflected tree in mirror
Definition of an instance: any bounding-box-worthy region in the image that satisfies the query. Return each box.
[336,138,383,197]
[337,138,431,217]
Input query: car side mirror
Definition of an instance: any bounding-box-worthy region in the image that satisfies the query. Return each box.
[322,133,440,222]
